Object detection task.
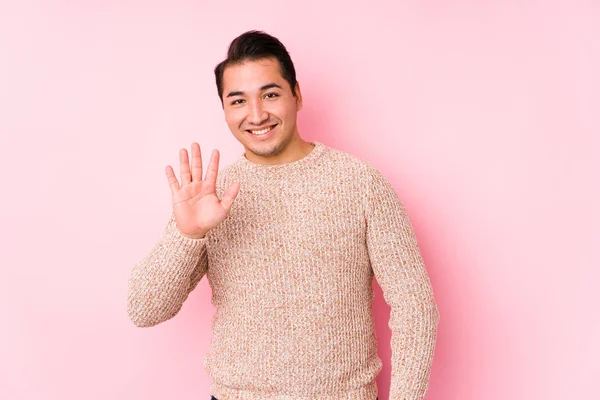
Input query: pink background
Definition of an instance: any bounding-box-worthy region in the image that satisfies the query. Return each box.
[1,1,598,399]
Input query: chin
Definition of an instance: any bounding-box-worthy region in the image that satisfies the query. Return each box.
[246,144,281,157]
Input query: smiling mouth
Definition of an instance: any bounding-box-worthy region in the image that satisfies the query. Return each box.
[246,124,277,136]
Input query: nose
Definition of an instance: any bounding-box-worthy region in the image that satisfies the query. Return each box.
[247,99,268,125]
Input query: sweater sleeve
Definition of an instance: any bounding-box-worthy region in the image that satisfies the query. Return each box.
[127,213,209,327]
[364,165,440,400]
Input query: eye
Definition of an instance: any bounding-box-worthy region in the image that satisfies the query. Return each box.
[230,99,245,106]
[264,92,279,99]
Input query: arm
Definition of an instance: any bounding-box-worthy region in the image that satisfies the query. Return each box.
[364,165,440,400]
[127,213,209,327]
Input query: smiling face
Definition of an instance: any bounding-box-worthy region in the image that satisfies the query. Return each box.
[222,57,305,165]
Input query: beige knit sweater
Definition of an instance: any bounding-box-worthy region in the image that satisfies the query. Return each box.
[127,141,440,400]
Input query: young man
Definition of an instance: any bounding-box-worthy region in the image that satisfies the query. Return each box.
[127,31,440,400]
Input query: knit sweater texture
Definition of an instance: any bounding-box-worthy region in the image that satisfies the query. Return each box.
[127,141,440,400]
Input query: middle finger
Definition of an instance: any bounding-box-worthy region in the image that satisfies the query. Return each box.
[191,142,203,182]
[179,148,192,185]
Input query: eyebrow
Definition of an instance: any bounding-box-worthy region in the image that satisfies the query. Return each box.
[226,83,283,98]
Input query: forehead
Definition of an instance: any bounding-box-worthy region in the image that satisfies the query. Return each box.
[222,57,288,92]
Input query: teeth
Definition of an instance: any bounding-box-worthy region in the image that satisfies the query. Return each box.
[249,126,272,135]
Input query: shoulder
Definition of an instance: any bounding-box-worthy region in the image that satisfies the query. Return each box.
[327,144,400,193]
[321,144,388,183]
[320,144,378,177]
[322,146,403,217]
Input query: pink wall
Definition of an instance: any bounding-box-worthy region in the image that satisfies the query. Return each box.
[1,1,598,399]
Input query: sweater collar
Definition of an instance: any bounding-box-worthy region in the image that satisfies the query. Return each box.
[237,141,325,173]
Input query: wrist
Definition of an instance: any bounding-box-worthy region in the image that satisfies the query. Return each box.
[175,223,208,239]
[181,232,206,239]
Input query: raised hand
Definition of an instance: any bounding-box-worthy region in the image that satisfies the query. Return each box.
[165,142,240,239]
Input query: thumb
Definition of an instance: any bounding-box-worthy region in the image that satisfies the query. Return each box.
[220,182,240,213]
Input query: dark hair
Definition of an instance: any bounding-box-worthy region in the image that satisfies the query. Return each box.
[214,30,297,103]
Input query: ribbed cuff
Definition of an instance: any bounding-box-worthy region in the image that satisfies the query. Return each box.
[163,215,208,258]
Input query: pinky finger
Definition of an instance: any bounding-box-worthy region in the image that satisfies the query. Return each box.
[165,165,180,195]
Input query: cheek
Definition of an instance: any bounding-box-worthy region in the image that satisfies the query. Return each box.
[224,109,243,128]
[268,101,295,121]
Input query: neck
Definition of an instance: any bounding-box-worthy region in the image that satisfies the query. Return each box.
[244,135,315,166]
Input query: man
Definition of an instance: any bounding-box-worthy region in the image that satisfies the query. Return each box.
[127,30,440,400]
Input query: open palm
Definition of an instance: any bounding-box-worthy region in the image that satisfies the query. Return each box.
[165,142,240,239]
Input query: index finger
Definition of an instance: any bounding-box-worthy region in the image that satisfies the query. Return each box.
[204,149,219,184]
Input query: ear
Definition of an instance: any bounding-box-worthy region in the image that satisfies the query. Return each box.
[294,82,303,111]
